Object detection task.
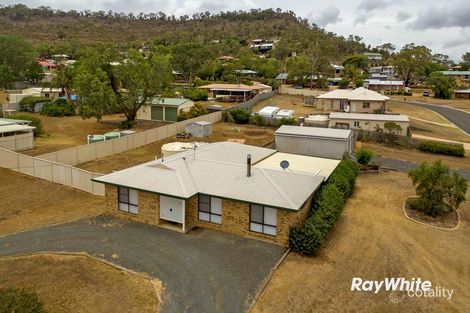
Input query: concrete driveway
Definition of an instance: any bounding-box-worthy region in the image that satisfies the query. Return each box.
[397,100,470,135]
[0,215,285,313]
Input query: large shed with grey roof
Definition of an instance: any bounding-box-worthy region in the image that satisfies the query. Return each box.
[93,141,339,245]
[275,125,354,160]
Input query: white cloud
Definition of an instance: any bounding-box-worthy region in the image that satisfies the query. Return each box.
[308,6,341,27]
[410,0,470,30]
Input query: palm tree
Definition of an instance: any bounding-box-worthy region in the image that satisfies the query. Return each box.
[53,65,76,112]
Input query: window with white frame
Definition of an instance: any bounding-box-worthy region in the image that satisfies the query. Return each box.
[353,121,360,127]
[198,195,222,224]
[250,205,277,236]
[118,187,139,214]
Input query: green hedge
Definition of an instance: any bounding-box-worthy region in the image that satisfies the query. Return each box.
[9,114,44,137]
[41,99,75,117]
[289,160,359,256]
[417,140,465,157]
[19,96,52,112]
[0,288,45,313]
[230,109,251,124]
[181,88,209,101]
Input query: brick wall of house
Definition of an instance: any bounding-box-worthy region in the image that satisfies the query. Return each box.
[105,185,313,246]
[105,185,160,226]
[185,195,313,246]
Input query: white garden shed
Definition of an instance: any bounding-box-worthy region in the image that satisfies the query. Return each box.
[185,121,213,138]
[258,106,280,118]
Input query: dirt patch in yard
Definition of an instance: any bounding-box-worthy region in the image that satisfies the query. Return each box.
[252,172,470,313]
[16,113,157,156]
[0,254,158,313]
[361,142,470,171]
[0,168,104,236]
[76,122,275,173]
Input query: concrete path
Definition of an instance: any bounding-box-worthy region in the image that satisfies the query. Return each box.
[396,100,470,135]
[375,156,470,181]
[0,216,285,313]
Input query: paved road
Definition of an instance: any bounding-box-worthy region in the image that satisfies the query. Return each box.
[0,216,285,313]
[375,156,470,181]
[397,100,470,135]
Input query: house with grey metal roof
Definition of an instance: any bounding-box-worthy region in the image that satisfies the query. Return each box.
[93,141,340,245]
[136,97,194,123]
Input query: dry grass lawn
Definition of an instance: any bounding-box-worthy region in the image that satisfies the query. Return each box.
[0,168,104,236]
[361,142,470,171]
[253,172,470,313]
[77,122,275,173]
[252,94,320,117]
[17,113,119,156]
[410,119,470,143]
[0,254,158,313]
[391,93,470,112]
[387,101,451,124]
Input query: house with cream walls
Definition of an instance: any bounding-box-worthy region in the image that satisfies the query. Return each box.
[316,87,389,113]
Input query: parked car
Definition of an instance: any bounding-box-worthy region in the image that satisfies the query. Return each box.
[422,90,430,97]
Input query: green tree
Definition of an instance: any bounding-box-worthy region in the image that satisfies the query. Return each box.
[75,67,116,121]
[74,46,119,121]
[117,51,173,121]
[383,121,402,144]
[24,61,45,84]
[287,55,311,86]
[460,52,470,70]
[356,148,373,165]
[0,35,35,88]
[391,44,432,86]
[427,71,456,99]
[342,54,368,71]
[171,42,211,86]
[0,64,15,89]
[54,65,76,111]
[409,161,467,216]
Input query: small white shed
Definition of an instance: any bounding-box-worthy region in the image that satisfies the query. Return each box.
[276,109,294,119]
[185,121,213,138]
[275,125,354,160]
[258,106,280,118]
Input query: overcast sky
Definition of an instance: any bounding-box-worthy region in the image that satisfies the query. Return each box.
[4,0,470,61]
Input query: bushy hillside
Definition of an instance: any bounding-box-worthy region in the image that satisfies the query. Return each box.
[0,4,366,60]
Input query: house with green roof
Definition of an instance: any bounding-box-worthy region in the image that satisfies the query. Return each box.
[137,98,194,122]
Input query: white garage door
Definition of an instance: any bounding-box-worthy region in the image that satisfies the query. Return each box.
[160,196,185,223]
